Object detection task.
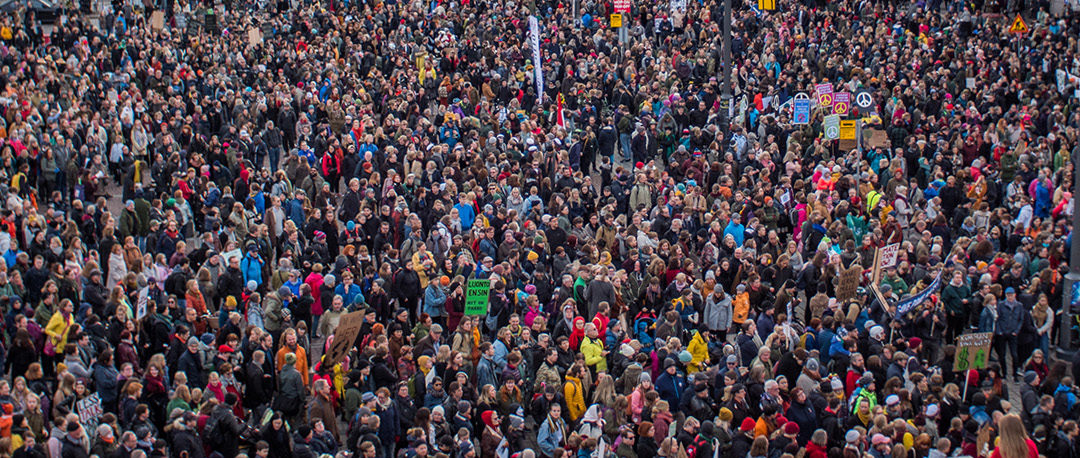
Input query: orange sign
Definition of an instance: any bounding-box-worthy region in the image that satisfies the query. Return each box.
[1009,14,1028,34]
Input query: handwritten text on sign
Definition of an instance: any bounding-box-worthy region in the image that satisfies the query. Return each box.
[954,332,993,372]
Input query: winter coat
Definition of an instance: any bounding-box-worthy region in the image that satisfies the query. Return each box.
[580,336,607,372]
[240,252,265,287]
[564,375,586,422]
[997,299,1024,335]
[687,331,709,373]
[704,291,733,332]
[276,365,306,416]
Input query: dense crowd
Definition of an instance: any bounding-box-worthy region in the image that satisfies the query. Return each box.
[0,0,1079,457]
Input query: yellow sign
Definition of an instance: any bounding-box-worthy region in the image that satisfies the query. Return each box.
[610,13,622,28]
[757,0,776,10]
[839,120,857,140]
[1009,14,1028,34]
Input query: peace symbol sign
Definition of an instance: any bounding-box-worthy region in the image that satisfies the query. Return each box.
[855,91,873,109]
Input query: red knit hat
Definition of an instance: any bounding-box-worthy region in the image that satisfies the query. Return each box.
[784,422,800,436]
[481,410,497,428]
[740,417,757,432]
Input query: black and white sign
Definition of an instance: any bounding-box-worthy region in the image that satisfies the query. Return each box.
[854,90,874,110]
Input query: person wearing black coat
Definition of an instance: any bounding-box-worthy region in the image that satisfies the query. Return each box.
[12,442,47,458]
[60,423,90,458]
[83,273,109,318]
[164,327,190,374]
[774,348,806,384]
[245,351,272,409]
[292,427,318,458]
[216,263,245,303]
[785,390,817,446]
[259,412,294,458]
[724,385,752,430]
[276,356,307,424]
[167,414,205,458]
[730,424,755,458]
[393,383,417,432]
[391,265,421,318]
[176,338,205,389]
[370,353,397,389]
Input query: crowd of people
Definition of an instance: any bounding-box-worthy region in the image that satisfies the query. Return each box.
[0,0,1079,457]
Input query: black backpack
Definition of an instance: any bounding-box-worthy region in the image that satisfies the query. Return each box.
[203,409,230,447]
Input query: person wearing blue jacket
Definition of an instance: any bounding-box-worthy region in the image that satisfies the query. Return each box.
[723,213,746,247]
[453,195,477,232]
[829,324,854,361]
[996,287,1024,376]
[335,272,365,307]
[240,245,265,289]
[817,321,837,367]
[655,358,686,412]
[423,278,447,325]
[537,403,568,457]
[93,352,121,412]
[374,387,400,458]
[476,343,500,390]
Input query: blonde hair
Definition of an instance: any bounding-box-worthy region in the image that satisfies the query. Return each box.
[996,414,1031,458]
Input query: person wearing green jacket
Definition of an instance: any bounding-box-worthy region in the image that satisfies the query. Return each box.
[941,271,972,341]
[879,266,910,296]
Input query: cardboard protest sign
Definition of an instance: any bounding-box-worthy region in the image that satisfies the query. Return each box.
[836,265,863,302]
[248,28,263,46]
[953,332,993,371]
[151,11,165,31]
[323,311,364,366]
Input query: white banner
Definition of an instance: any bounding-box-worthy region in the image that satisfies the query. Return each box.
[530,16,543,100]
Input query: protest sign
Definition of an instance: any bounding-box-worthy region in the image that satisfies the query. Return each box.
[815,83,834,107]
[792,93,811,124]
[78,393,103,431]
[324,311,364,366]
[839,120,857,140]
[151,11,165,30]
[894,266,945,318]
[833,92,851,116]
[953,332,993,371]
[836,265,863,302]
[464,279,491,315]
[824,114,840,140]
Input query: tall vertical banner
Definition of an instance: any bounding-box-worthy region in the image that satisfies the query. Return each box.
[556,93,566,128]
[530,16,543,99]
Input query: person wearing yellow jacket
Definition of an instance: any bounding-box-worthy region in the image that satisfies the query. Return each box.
[44,299,75,370]
[687,328,710,373]
[580,323,608,374]
[563,364,587,422]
